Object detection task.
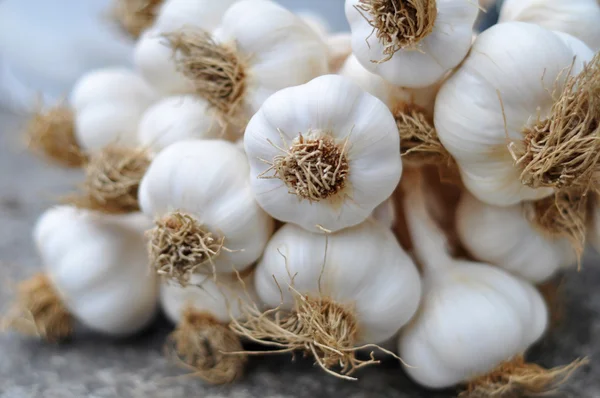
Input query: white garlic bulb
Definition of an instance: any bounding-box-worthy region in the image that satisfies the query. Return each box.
[399,179,548,389]
[435,22,595,206]
[137,95,224,154]
[135,0,328,121]
[345,0,478,88]
[34,206,159,336]
[456,192,576,283]
[153,0,239,33]
[70,67,157,152]
[371,197,396,229]
[139,139,274,283]
[499,0,600,51]
[249,219,421,375]
[327,33,353,72]
[244,74,402,233]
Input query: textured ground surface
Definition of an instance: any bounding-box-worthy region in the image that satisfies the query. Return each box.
[0,110,598,397]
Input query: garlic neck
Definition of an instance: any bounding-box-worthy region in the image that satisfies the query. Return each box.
[403,173,453,276]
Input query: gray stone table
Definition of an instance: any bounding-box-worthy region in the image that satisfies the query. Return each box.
[0,111,598,397]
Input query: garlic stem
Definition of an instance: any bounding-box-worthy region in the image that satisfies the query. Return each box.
[403,174,453,275]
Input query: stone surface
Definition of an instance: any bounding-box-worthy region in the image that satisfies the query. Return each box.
[0,111,598,397]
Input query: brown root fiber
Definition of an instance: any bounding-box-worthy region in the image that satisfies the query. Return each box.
[164,29,246,125]
[112,0,163,38]
[461,355,587,397]
[230,293,384,380]
[523,188,588,257]
[3,273,72,342]
[167,308,246,384]
[259,133,350,202]
[396,103,452,167]
[148,212,225,285]
[65,146,150,214]
[355,0,437,63]
[515,53,600,191]
[26,104,86,167]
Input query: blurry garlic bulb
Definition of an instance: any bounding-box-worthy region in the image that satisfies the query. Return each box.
[27,68,156,167]
[153,0,238,33]
[112,0,164,38]
[137,95,225,154]
[244,74,401,233]
[6,206,159,341]
[231,219,421,378]
[139,140,274,285]
[499,0,600,51]
[339,54,445,166]
[399,174,582,394]
[135,0,328,132]
[435,22,596,207]
[161,272,256,384]
[456,192,576,283]
[345,0,478,88]
[372,198,396,229]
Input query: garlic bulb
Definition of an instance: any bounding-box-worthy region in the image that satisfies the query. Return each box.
[372,198,396,229]
[112,0,164,38]
[71,67,157,152]
[435,22,596,206]
[137,95,225,154]
[6,206,159,340]
[160,272,256,384]
[139,139,274,284]
[135,0,328,129]
[499,0,600,51]
[233,219,421,378]
[345,0,478,88]
[153,0,238,33]
[399,176,557,392]
[327,33,352,72]
[456,192,576,283]
[244,74,402,233]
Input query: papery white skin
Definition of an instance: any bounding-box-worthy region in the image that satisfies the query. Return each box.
[138,95,223,155]
[435,22,594,206]
[255,219,422,345]
[338,54,438,114]
[161,273,258,324]
[456,192,576,283]
[399,184,548,389]
[587,202,600,254]
[154,0,240,33]
[371,197,396,229]
[327,33,353,72]
[298,10,330,39]
[499,0,600,51]
[244,74,402,233]
[70,68,157,151]
[136,0,328,110]
[345,0,478,88]
[139,139,274,274]
[34,206,159,336]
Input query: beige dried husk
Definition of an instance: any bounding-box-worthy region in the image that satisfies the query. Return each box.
[65,145,150,214]
[515,53,600,192]
[396,102,453,168]
[147,211,226,286]
[167,308,246,384]
[354,0,437,63]
[112,0,163,38]
[26,104,86,167]
[538,278,566,331]
[164,29,247,129]
[461,355,588,397]
[3,273,72,342]
[259,133,350,202]
[523,187,588,258]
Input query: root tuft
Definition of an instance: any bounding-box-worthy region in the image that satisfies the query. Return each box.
[230,291,386,380]
[26,104,86,167]
[112,0,163,38]
[148,212,225,285]
[3,273,72,342]
[523,188,588,258]
[259,133,350,202]
[164,29,247,127]
[355,0,437,63]
[515,53,600,191]
[461,355,588,397]
[167,308,245,384]
[65,146,150,214]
